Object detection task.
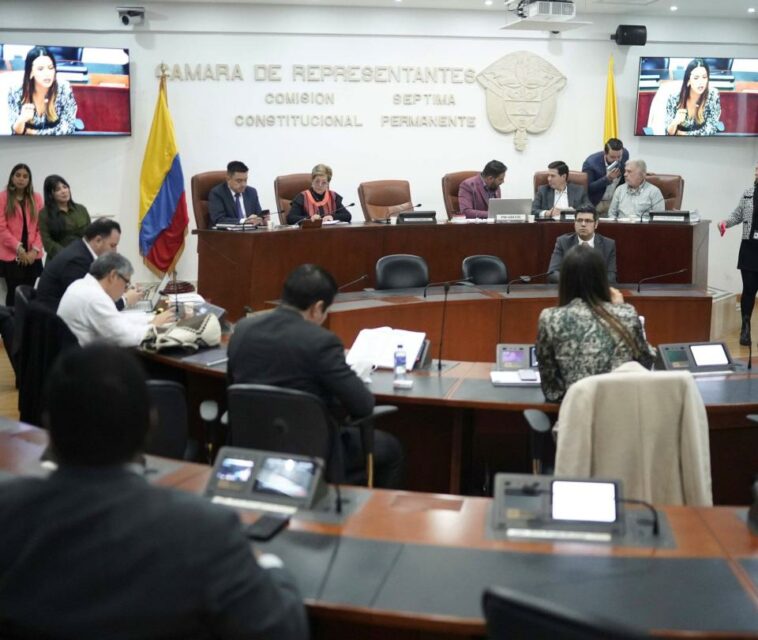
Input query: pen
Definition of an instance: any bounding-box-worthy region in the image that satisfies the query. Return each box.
[206,357,229,367]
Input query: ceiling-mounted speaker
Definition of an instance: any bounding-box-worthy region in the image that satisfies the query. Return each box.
[611,24,647,46]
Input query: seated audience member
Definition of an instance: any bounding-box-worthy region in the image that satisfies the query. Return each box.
[547,206,617,284]
[58,253,173,346]
[582,137,628,215]
[536,244,655,402]
[228,264,404,489]
[608,159,665,220]
[38,174,91,260]
[286,164,351,225]
[0,344,308,639]
[532,161,591,219]
[36,218,136,311]
[208,160,263,226]
[457,160,507,219]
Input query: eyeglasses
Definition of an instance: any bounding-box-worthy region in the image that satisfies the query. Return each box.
[575,218,595,225]
[117,273,131,286]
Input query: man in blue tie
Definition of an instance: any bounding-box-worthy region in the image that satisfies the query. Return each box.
[208,160,264,226]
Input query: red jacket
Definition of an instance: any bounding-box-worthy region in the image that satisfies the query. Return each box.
[0,191,44,262]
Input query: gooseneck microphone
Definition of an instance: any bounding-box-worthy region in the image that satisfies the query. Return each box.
[636,268,688,293]
[505,270,555,294]
[423,277,473,298]
[337,274,368,292]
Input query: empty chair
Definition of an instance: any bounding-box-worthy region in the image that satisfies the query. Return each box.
[441,171,477,219]
[274,173,311,225]
[190,170,226,230]
[645,173,684,210]
[483,585,650,640]
[357,180,412,222]
[145,380,189,460]
[375,254,429,290]
[533,170,589,194]
[462,255,508,285]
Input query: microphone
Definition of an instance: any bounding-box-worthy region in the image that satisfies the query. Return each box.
[332,202,355,219]
[172,270,179,316]
[636,267,688,293]
[338,274,368,292]
[505,270,555,294]
[423,277,472,298]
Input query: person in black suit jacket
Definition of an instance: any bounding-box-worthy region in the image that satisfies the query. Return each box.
[36,218,132,311]
[582,137,629,214]
[0,344,307,640]
[208,160,263,226]
[532,161,592,219]
[547,206,617,283]
[228,264,404,489]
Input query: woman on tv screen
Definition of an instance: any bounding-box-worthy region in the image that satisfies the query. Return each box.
[7,46,78,136]
[665,58,721,136]
[39,175,91,259]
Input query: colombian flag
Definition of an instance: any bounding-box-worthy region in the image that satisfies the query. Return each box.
[603,55,619,143]
[138,75,188,273]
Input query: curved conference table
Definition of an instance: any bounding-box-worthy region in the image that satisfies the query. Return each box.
[2,420,756,640]
[194,219,709,319]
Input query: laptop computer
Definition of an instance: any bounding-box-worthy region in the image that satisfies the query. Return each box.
[132,272,171,312]
[488,198,532,218]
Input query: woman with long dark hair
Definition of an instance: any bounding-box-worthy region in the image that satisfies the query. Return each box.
[536,244,655,402]
[0,164,44,305]
[39,175,91,259]
[665,58,721,136]
[718,161,758,346]
[8,46,78,136]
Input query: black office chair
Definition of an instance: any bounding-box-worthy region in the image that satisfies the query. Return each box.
[375,254,429,290]
[11,284,36,378]
[227,383,396,487]
[145,380,190,460]
[483,585,650,640]
[462,255,508,285]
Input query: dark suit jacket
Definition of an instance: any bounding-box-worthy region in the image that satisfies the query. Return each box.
[228,306,374,419]
[582,148,629,206]
[547,232,617,284]
[532,183,591,217]
[0,467,307,640]
[208,183,262,226]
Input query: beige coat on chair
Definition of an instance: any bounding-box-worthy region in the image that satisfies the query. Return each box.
[554,362,712,506]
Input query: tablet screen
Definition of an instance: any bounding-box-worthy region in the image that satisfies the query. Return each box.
[254,457,316,499]
[551,480,617,523]
[690,344,729,367]
[215,457,255,492]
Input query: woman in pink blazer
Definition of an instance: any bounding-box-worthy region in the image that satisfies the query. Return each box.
[0,163,44,306]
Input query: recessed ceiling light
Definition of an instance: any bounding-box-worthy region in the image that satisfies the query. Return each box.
[669,5,678,11]
[485,0,493,5]
[749,7,756,12]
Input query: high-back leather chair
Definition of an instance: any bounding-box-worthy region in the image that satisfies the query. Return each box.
[145,380,189,460]
[533,170,589,194]
[441,171,477,219]
[190,171,226,230]
[358,180,412,222]
[375,254,429,290]
[274,173,311,225]
[646,173,684,210]
[462,255,508,285]
[11,284,36,377]
[483,585,650,640]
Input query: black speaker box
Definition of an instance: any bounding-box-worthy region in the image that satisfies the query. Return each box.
[612,25,647,46]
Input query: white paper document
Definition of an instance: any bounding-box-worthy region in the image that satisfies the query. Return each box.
[346,327,426,371]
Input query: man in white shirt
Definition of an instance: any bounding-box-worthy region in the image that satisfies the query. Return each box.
[532,161,592,219]
[58,253,174,346]
[608,159,665,220]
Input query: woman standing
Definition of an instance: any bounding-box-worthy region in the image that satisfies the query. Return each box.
[39,175,91,260]
[536,244,655,402]
[0,164,44,306]
[665,58,721,136]
[8,45,78,136]
[718,162,758,346]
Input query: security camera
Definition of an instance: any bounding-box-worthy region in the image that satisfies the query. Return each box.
[117,6,145,26]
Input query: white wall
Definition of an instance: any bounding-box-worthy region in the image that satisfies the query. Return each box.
[1,1,757,292]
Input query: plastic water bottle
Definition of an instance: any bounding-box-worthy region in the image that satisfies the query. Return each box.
[393,344,407,382]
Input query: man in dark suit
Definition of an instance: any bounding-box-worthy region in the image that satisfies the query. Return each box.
[548,206,617,283]
[532,161,592,219]
[36,218,133,311]
[228,264,404,489]
[0,344,307,639]
[208,160,263,226]
[457,159,507,218]
[581,137,629,215]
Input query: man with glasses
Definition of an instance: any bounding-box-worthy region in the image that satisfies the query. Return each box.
[58,253,174,346]
[608,159,664,221]
[547,206,617,284]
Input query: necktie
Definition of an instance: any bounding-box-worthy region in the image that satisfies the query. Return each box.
[234,193,245,221]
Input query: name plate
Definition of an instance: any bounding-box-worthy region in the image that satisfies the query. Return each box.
[495,213,527,223]
[560,212,576,221]
[649,211,690,223]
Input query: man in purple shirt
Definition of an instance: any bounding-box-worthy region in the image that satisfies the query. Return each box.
[458,160,507,219]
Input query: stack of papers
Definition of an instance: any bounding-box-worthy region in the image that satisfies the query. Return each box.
[347,327,426,371]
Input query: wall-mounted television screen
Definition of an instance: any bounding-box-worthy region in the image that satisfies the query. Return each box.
[635,57,758,137]
[0,43,131,136]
